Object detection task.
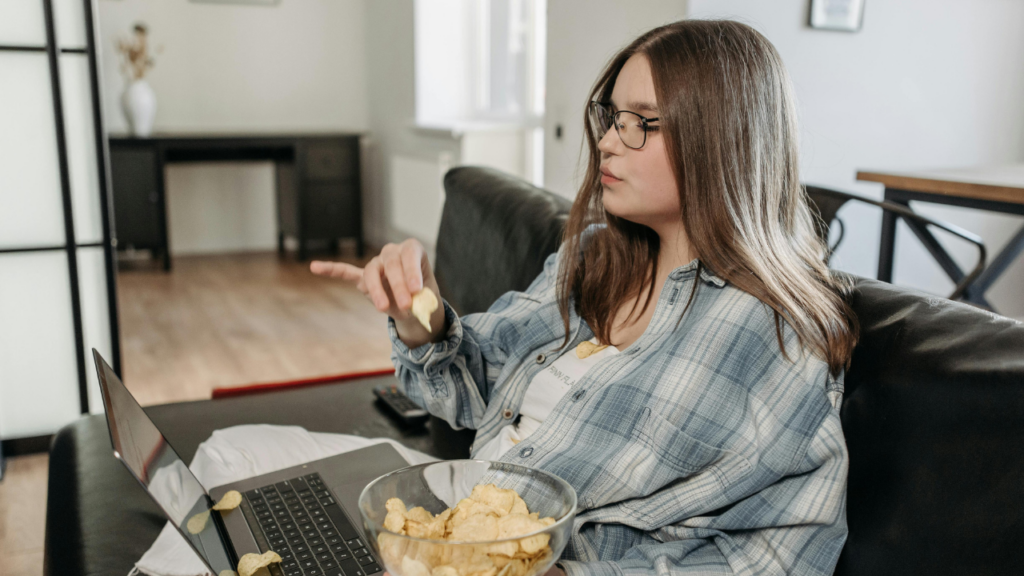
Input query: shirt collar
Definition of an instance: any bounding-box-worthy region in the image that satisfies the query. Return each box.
[667,259,727,288]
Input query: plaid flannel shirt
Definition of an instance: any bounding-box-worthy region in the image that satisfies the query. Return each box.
[388,241,848,576]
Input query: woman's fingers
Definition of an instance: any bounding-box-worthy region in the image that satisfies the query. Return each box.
[362,257,390,312]
[383,248,413,311]
[401,241,425,293]
[310,240,429,318]
[309,261,363,283]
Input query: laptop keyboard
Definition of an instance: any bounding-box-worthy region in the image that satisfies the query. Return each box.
[242,472,383,576]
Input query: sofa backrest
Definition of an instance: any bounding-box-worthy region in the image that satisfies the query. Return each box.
[435,166,572,315]
[435,166,1024,575]
[836,279,1024,576]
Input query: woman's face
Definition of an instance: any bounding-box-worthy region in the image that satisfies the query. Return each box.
[598,54,681,232]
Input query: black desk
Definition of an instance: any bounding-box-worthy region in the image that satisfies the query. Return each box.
[109,133,364,270]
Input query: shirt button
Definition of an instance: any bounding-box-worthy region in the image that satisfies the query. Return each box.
[572,389,586,402]
[536,353,545,364]
[502,408,514,419]
[519,447,533,458]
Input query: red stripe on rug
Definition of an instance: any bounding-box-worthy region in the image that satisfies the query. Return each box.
[211,367,396,400]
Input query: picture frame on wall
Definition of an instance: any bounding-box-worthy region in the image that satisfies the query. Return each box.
[809,0,865,32]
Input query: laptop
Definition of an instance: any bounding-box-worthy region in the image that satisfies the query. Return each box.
[93,350,410,576]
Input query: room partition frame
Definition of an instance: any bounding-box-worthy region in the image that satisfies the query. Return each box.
[0,0,120,474]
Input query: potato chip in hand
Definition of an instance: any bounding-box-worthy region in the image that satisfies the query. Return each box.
[411,288,438,332]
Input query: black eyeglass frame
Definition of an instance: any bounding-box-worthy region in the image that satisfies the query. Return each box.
[589,101,660,150]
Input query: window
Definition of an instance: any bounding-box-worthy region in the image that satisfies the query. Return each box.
[414,0,545,128]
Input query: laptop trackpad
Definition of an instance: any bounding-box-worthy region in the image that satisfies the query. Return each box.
[322,443,412,523]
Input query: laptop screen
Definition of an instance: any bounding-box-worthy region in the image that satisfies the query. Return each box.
[93,350,235,573]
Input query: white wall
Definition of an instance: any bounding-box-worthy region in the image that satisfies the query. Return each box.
[543,0,688,199]
[364,0,462,251]
[164,162,277,255]
[97,0,369,254]
[688,0,1024,317]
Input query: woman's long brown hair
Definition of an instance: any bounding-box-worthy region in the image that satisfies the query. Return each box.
[557,20,858,377]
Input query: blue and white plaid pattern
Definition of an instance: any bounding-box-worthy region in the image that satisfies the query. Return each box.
[389,246,848,576]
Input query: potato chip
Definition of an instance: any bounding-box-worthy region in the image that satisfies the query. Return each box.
[407,519,444,540]
[486,541,518,558]
[525,548,552,571]
[575,341,609,359]
[385,509,408,535]
[496,514,542,539]
[212,490,242,511]
[186,510,210,535]
[433,508,453,539]
[382,484,556,576]
[518,533,550,555]
[411,288,439,332]
[450,513,498,543]
[447,543,485,565]
[237,551,281,576]
[496,558,529,576]
[509,495,528,517]
[378,532,410,566]
[433,565,460,576]
[471,485,516,516]
[462,564,498,576]
[402,555,432,576]
[414,540,453,567]
[448,498,478,529]
[406,506,434,524]
[387,497,410,515]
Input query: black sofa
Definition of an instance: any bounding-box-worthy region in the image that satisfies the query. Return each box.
[45,167,1024,576]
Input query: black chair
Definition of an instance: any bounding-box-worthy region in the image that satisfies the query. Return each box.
[804,184,987,301]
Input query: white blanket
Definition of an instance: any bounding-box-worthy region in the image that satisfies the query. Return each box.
[130,425,437,576]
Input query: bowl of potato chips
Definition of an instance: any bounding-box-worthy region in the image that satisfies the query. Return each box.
[358,460,577,576]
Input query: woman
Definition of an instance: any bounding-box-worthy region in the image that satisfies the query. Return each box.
[313,19,857,576]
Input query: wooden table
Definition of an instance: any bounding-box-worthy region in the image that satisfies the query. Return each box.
[857,165,1024,310]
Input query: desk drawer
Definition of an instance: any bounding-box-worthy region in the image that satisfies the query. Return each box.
[305,182,360,238]
[304,141,357,181]
[110,146,163,249]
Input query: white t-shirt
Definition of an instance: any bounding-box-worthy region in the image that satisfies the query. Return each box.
[474,338,619,461]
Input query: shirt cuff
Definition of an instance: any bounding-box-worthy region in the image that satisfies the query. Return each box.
[387,298,464,374]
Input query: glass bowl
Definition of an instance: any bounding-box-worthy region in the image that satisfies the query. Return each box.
[358,460,577,576]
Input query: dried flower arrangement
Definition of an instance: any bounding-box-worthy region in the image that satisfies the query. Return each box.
[116,23,158,81]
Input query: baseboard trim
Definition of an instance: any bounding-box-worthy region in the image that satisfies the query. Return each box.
[2,434,53,456]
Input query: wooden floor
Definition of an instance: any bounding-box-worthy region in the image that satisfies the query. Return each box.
[0,455,48,576]
[0,251,392,575]
[118,251,393,406]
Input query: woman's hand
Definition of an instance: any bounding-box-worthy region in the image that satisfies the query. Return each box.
[310,239,447,349]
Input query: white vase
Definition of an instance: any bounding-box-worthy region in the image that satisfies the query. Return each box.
[122,79,156,137]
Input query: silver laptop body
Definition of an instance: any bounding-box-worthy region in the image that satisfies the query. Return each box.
[93,350,409,576]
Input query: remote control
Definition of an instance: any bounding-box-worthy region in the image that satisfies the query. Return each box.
[374,385,429,425]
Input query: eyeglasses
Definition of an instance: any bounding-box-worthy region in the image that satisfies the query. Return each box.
[589,101,660,150]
